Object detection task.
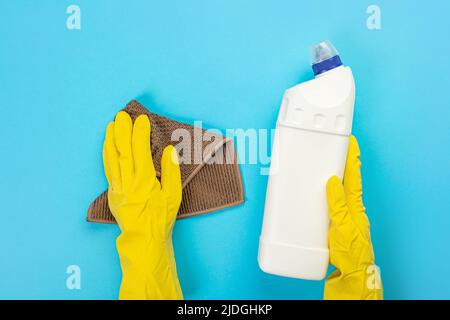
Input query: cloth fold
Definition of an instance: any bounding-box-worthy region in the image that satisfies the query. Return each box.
[87,100,244,223]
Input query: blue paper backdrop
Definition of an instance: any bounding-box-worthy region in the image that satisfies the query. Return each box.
[0,0,449,299]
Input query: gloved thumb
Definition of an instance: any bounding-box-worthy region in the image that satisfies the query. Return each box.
[161,145,182,218]
[326,175,350,226]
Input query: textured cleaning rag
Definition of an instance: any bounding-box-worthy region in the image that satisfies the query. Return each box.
[88,100,244,223]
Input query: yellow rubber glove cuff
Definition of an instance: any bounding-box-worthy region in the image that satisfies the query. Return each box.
[324,136,383,300]
[103,111,183,300]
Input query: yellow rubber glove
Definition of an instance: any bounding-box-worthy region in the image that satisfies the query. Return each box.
[324,136,383,300]
[103,111,183,300]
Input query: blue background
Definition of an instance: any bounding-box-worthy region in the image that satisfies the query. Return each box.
[0,1,449,299]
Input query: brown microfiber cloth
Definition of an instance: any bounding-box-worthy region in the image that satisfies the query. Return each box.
[87,100,244,223]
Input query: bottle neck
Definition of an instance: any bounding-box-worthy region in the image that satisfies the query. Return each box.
[315,65,344,78]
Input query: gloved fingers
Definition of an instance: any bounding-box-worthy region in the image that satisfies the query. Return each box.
[103,121,121,191]
[161,145,182,217]
[114,111,134,189]
[132,114,157,185]
[326,175,351,226]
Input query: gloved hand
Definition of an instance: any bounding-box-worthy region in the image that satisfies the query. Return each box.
[103,111,183,300]
[324,136,383,300]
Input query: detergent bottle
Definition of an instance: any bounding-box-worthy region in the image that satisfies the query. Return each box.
[258,40,355,280]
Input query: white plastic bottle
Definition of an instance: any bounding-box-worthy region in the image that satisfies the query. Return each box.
[258,41,355,280]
